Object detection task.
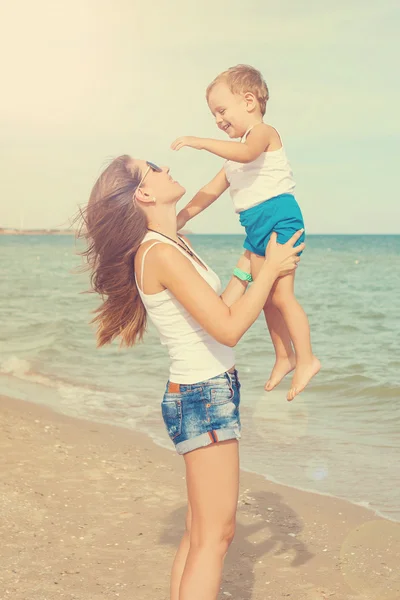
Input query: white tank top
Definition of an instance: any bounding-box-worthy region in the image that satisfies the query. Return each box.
[135,232,235,384]
[224,126,296,213]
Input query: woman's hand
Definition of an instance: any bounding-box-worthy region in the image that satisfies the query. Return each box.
[265,230,305,278]
[171,136,204,151]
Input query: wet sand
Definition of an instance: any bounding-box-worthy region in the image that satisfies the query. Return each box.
[1,394,399,600]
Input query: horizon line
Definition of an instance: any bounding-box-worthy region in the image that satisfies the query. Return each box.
[1,228,399,237]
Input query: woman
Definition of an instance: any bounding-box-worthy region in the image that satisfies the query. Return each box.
[78,155,304,600]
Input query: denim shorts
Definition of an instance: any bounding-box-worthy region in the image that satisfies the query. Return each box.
[161,369,241,455]
[239,194,305,257]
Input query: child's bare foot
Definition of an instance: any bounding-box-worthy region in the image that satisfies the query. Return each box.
[265,356,296,391]
[287,356,321,401]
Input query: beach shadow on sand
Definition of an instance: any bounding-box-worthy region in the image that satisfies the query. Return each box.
[159,489,314,599]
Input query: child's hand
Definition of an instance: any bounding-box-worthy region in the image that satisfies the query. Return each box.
[177,211,187,231]
[171,136,204,151]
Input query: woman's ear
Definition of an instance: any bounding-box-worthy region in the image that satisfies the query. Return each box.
[135,187,155,205]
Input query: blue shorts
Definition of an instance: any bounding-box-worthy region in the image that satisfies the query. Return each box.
[239,194,305,257]
[161,369,241,455]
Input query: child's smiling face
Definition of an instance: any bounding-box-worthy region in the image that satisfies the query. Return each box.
[207,83,250,139]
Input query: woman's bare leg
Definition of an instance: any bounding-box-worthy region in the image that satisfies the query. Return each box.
[170,503,192,600]
[251,253,295,390]
[178,440,239,600]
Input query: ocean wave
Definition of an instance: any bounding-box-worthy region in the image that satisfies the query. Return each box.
[0,355,96,392]
[0,356,32,378]
[310,376,399,401]
[0,355,120,412]
[238,465,400,523]
[0,355,158,424]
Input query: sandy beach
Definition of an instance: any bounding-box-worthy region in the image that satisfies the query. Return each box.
[1,394,399,600]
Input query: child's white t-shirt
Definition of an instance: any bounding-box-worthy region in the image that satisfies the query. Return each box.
[224,126,296,214]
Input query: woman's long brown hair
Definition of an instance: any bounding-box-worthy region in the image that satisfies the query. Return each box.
[76,155,148,347]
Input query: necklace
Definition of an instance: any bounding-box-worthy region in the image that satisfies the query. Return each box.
[147,228,195,258]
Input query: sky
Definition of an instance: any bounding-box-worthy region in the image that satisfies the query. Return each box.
[0,0,399,234]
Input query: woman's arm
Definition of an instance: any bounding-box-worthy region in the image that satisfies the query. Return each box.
[177,169,229,230]
[180,237,251,307]
[150,231,304,347]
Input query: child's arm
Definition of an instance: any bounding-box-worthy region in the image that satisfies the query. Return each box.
[220,251,252,307]
[177,168,229,230]
[171,123,271,164]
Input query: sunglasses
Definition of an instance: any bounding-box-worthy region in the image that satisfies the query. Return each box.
[136,161,163,191]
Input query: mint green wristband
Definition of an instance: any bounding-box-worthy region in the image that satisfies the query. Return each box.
[233,267,253,283]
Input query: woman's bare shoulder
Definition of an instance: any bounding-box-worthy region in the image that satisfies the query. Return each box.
[135,239,188,275]
[135,238,163,267]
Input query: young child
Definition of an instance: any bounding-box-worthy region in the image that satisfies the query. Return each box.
[172,64,320,401]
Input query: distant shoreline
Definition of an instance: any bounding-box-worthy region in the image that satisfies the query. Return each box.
[0,228,74,236]
[0,229,193,236]
[0,229,398,237]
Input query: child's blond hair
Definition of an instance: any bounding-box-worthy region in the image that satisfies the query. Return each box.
[206,64,269,116]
